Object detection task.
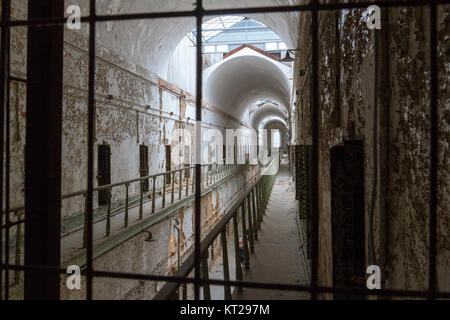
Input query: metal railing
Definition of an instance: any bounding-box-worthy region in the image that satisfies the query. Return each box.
[155,153,279,300]
[0,0,447,301]
[1,153,251,270]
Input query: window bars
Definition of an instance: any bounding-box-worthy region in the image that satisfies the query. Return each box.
[0,0,449,300]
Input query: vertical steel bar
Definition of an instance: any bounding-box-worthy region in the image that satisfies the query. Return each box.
[241,204,250,269]
[233,214,243,292]
[251,189,258,238]
[201,254,210,300]
[179,170,182,200]
[246,196,255,253]
[194,0,204,300]
[1,0,11,299]
[106,188,111,236]
[14,211,23,285]
[185,169,189,196]
[162,174,166,209]
[140,179,144,217]
[83,193,88,248]
[221,230,232,300]
[258,183,264,223]
[192,167,195,193]
[152,177,156,213]
[86,0,97,300]
[0,0,9,300]
[310,0,319,301]
[171,172,175,203]
[24,0,64,299]
[124,183,129,227]
[428,1,437,300]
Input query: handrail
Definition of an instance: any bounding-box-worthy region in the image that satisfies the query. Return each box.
[3,154,249,214]
[154,153,279,300]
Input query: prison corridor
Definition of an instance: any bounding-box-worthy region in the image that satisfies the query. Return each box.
[232,158,310,300]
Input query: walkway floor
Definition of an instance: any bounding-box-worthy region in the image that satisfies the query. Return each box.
[231,158,310,300]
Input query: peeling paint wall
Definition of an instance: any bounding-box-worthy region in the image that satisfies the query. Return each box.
[8,0,263,299]
[292,2,449,297]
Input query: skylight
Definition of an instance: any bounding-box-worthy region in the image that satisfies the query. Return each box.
[202,16,245,41]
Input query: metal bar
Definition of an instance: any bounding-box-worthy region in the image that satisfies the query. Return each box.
[220,230,232,300]
[251,189,258,239]
[106,189,112,236]
[192,167,195,193]
[194,0,204,300]
[246,196,255,253]
[86,0,97,300]
[14,211,23,285]
[1,0,11,300]
[5,262,450,299]
[428,1,438,300]
[310,0,319,301]
[124,184,129,227]
[233,214,243,293]
[83,194,87,248]
[241,204,250,269]
[185,169,189,196]
[162,174,166,209]
[24,0,64,300]
[152,177,156,213]
[5,1,450,28]
[0,0,9,300]
[201,254,210,300]
[179,170,182,200]
[171,172,175,203]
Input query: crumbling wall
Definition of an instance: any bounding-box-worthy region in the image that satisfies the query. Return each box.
[292,2,449,297]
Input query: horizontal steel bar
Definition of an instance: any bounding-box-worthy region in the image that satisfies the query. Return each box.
[3,263,450,299]
[3,155,243,214]
[4,1,450,28]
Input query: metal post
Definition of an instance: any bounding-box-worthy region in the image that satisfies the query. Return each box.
[221,230,232,300]
[0,0,11,300]
[83,193,88,248]
[241,204,250,269]
[106,188,112,236]
[252,188,260,233]
[139,180,144,219]
[14,211,23,285]
[171,172,175,203]
[152,177,156,213]
[186,169,189,196]
[163,174,166,208]
[246,196,255,253]
[201,254,211,300]
[232,214,243,292]
[258,183,263,223]
[192,167,195,193]
[124,183,129,227]
[24,0,64,299]
[179,170,183,199]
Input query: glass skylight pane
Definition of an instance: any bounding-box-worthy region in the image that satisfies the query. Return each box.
[265,42,278,51]
[216,45,228,53]
[204,45,216,53]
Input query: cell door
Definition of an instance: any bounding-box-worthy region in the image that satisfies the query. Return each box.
[98,145,111,206]
[140,145,149,192]
[330,140,365,299]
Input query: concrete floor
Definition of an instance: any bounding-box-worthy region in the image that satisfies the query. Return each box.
[231,158,310,300]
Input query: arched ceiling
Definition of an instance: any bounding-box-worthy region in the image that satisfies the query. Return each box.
[204,55,290,120]
[93,0,299,77]
[264,118,288,131]
[251,102,288,129]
